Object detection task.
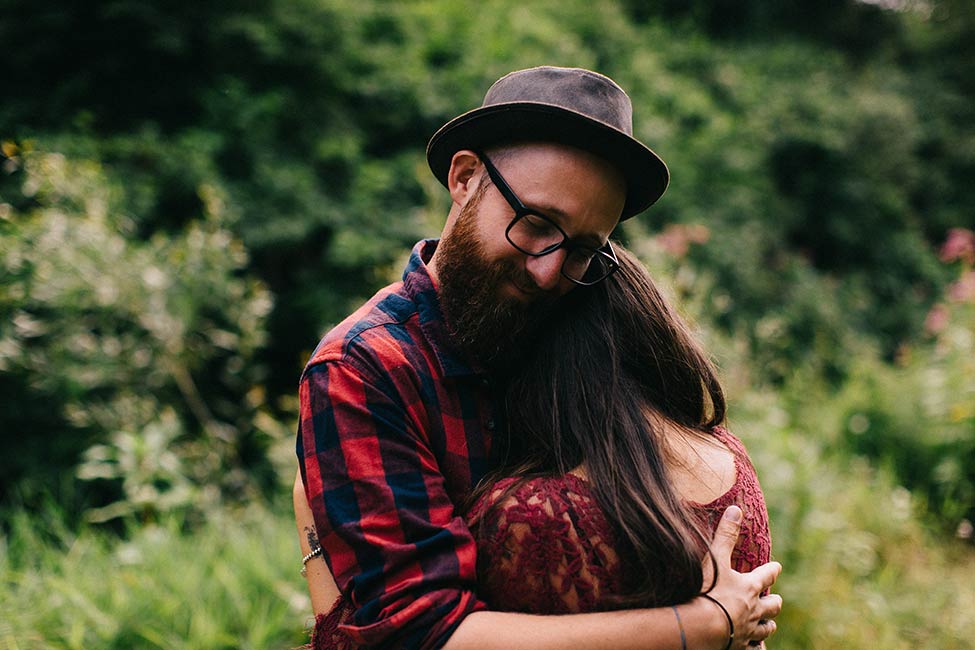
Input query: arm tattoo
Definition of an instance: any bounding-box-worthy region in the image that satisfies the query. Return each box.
[304,526,321,552]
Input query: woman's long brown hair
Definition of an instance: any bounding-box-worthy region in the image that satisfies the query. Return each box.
[486,242,726,607]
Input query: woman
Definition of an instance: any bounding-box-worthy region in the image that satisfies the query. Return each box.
[295,244,773,648]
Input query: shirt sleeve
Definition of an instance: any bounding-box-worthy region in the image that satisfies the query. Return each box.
[297,351,486,650]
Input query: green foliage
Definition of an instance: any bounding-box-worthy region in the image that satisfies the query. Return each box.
[0,502,311,649]
[0,149,289,519]
[619,0,907,55]
[835,235,975,532]
[638,222,974,536]
[624,34,955,378]
[4,0,970,391]
[739,406,975,649]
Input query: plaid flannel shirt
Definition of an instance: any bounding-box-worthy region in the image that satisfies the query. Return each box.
[297,239,501,649]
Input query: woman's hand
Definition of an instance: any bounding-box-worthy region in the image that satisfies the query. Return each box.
[697,506,782,649]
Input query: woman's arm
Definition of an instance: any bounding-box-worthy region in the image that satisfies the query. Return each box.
[445,506,779,650]
[294,472,340,614]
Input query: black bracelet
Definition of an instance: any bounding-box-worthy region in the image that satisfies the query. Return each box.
[701,594,735,650]
[671,605,687,650]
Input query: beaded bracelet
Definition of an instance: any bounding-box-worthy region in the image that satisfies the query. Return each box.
[701,594,734,650]
[300,546,323,577]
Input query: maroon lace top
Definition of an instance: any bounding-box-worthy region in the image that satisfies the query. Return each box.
[308,427,771,647]
[466,427,771,614]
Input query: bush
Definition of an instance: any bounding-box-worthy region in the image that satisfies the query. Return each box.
[836,231,975,535]
[0,148,290,521]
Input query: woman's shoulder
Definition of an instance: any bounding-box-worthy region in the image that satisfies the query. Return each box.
[706,425,764,493]
[710,425,749,456]
[701,426,772,571]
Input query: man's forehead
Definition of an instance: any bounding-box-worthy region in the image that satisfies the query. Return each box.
[488,143,626,239]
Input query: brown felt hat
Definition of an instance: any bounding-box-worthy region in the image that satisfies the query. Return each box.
[426,66,669,220]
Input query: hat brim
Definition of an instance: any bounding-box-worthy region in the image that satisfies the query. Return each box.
[426,102,669,219]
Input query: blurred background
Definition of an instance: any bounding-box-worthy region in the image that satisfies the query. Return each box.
[1,0,973,647]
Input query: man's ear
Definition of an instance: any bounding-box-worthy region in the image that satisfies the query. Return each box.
[447,150,482,206]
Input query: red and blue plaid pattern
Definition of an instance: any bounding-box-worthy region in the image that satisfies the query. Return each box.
[298,240,499,649]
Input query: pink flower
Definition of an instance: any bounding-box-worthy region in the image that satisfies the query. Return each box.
[948,270,975,303]
[924,303,949,334]
[655,224,711,259]
[940,228,975,265]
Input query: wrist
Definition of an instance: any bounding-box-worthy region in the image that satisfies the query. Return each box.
[680,597,732,650]
[700,594,734,650]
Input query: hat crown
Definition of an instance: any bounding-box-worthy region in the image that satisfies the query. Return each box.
[483,66,634,136]
[426,65,668,218]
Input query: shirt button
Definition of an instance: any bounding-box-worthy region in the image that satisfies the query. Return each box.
[486,419,496,431]
[481,378,490,387]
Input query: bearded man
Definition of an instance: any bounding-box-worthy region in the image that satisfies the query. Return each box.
[296,66,782,650]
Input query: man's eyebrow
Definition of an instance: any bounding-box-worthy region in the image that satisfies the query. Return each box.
[527,202,607,246]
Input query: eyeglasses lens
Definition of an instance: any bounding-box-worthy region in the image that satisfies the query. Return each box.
[507,214,563,255]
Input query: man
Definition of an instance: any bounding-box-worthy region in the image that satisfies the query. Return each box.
[297,66,782,649]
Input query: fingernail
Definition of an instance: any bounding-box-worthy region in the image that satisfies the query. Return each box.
[726,506,742,522]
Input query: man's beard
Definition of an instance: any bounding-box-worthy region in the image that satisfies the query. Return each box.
[436,189,559,375]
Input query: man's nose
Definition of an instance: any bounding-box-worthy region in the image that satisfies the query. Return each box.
[524,250,566,293]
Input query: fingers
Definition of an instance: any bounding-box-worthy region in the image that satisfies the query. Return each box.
[759,593,783,621]
[755,618,777,641]
[709,505,744,561]
[749,561,783,593]
[741,617,777,649]
[744,620,776,648]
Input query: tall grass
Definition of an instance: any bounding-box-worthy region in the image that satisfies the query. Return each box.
[1,500,312,650]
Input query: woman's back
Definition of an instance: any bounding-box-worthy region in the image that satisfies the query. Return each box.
[468,427,771,613]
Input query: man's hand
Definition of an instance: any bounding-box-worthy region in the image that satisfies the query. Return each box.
[699,505,782,649]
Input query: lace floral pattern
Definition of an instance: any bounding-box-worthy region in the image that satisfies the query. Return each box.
[688,428,772,581]
[467,473,624,613]
[305,597,355,650]
[467,427,771,613]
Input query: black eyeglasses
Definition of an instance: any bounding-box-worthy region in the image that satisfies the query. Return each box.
[477,152,620,286]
